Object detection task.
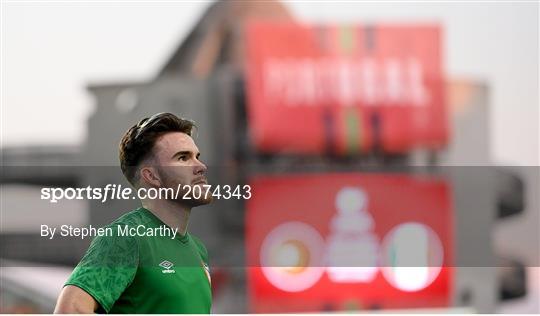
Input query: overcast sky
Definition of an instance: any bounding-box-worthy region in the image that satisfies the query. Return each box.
[1,1,538,165]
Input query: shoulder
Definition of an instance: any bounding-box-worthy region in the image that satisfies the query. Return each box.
[83,208,147,259]
[190,234,207,249]
[190,234,209,259]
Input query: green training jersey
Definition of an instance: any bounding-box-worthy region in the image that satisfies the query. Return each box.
[65,207,212,313]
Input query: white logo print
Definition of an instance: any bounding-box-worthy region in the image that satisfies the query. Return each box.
[159,260,176,274]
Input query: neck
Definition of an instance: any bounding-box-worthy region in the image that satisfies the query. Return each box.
[141,198,191,236]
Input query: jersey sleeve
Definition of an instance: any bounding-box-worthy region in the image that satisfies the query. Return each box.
[64,225,139,313]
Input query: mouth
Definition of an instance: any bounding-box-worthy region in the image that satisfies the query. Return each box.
[192,178,208,185]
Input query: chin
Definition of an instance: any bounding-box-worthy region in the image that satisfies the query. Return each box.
[185,191,213,207]
[187,197,213,208]
[189,183,213,204]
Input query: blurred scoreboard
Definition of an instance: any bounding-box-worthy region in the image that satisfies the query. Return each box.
[245,21,457,313]
[245,22,447,155]
[246,174,454,313]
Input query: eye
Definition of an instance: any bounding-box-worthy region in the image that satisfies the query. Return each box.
[178,155,188,161]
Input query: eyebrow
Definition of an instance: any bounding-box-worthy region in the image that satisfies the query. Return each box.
[171,151,200,160]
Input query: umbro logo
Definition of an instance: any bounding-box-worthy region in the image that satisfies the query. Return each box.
[159,260,176,274]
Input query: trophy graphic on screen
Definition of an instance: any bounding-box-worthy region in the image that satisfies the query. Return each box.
[326,187,379,282]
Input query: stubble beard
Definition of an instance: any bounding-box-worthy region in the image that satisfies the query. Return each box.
[156,167,213,207]
[169,183,213,208]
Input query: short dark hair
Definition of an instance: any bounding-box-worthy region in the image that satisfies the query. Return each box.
[119,112,195,186]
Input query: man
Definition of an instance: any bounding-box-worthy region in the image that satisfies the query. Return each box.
[55,113,213,313]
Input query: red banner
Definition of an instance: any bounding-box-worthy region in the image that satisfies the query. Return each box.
[245,22,448,155]
[246,173,454,313]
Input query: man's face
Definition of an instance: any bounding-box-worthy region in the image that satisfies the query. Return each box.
[149,132,212,207]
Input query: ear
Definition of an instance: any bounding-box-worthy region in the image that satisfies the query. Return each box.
[140,166,162,187]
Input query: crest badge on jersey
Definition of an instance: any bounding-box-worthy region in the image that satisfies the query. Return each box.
[201,260,211,284]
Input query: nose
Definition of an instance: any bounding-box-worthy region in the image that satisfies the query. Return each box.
[193,158,207,175]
